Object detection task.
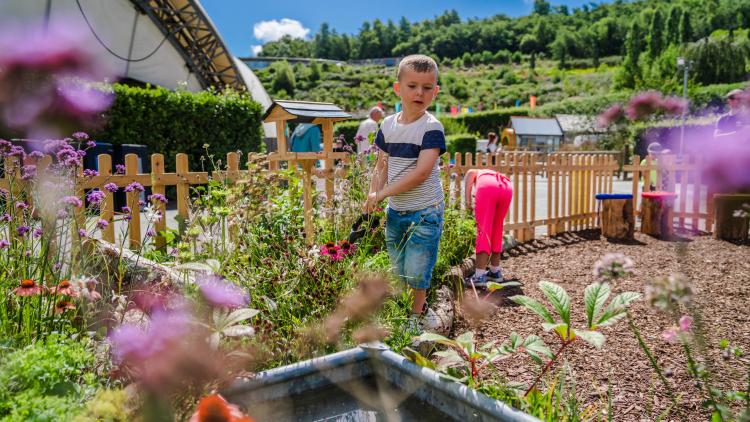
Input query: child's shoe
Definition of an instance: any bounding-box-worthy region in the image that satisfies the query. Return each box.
[487,268,503,282]
[466,272,488,288]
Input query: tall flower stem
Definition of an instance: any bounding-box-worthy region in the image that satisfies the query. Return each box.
[525,339,574,397]
[627,312,677,407]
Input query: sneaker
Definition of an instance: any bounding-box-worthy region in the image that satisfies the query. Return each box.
[487,268,503,282]
[466,272,488,288]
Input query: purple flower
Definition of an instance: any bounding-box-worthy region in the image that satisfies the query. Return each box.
[9,146,25,158]
[138,199,145,206]
[83,169,98,178]
[0,239,9,248]
[354,134,365,142]
[626,91,664,121]
[1,213,10,222]
[115,164,126,175]
[28,151,44,159]
[61,195,83,208]
[197,275,248,308]
[86,189,105,205]
[593,253,634,282]
[659,96,688,115]
[57,81,113,116]
[16,225,30,237]
[103,182,118,193]
[78,229,87,237]
[145,228,157,237]
[124,182,144,193]
[148,193,168,204]
[109,310,191,363]
[121,206,131,214]
[15,201,28,210]
[33,228,42,238]
[96,219,108,229]
[72,132,89,141]
[86,140,96,148]
[56,209,68,219]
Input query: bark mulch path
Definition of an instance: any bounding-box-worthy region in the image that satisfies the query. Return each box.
[457,230,750,421]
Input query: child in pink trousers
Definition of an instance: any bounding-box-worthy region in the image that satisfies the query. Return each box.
[464,169,513,287]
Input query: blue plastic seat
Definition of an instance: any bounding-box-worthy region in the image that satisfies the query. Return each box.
[595,193,633,200]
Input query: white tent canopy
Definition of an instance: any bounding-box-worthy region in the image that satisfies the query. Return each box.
[1,0,274,138]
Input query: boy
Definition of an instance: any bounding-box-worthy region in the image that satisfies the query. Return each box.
[363,55,446,334]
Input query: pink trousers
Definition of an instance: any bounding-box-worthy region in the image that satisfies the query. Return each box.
[475,171,513,255]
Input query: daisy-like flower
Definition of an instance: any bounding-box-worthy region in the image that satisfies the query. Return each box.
[320,241,344,262]
[339,240,355,256]
[50,280,76,297]
[54,300,76,314]
[13,279,46,296]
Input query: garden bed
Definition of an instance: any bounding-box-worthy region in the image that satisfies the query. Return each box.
[462,231,750,420]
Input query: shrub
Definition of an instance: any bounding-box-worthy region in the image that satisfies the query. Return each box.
[446,134,477,156]
[95,84,264,170]
[0,335,100,418]
[442,107,531,136]
[334,120,361,144]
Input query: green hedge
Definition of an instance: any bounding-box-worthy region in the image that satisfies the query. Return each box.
[334,120,360,145]
[446,134,477,156]
[94,84,264,170]
[442,107,530,137]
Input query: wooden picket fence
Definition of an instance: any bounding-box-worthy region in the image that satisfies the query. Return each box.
[8,149,719,251]
[623,154,716,232]
[2,151,262,250]
[444,152,620,241]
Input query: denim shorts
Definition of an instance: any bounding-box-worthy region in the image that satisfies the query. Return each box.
[385,202,444,290]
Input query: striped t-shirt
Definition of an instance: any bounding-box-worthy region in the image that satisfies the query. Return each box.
[375,112,446,211]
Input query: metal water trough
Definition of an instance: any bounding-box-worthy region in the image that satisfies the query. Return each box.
[223,343,540,422]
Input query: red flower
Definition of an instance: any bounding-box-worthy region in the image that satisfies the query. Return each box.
[189,394,254,422]
[320,243,344,262]
[54,300,76,314]
[339,240,356,256]
[50,280,76,297]
[13,279,46,296]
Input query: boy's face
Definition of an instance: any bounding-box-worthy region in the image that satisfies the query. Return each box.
[394,67,439,114]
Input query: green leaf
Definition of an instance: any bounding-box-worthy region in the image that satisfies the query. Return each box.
[415,332,459,349]
[486,281,521,292]
[434,349,466,371]
[402,347,437,370]
[539,281,571,325]
[455,331,475,354]
[223,325,255,337]
[596,292,641,327]
[574,329,605,348]
[584,282,611,329]
[510,295,555,324]
[522,335,553,359]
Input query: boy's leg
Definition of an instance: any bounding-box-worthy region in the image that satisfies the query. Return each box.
[403,204,444,315]
[385,208,408,281]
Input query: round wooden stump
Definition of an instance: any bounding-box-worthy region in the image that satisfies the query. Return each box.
[640,192,676,238]
[713,194,750,241]
[596,194,634,240]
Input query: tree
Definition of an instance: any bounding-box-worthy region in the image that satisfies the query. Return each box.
[520,34,539,69]
[258,36,313,58]
[551,30,574,68]
[617,20,643,88]
[664,6,681,46]
[397,17,412,44]
[648,8,664,59]
[685,36,750,85]
[313,23,332,58]
[534,19,553,55]
[271,61,296,95]
[679,10,692,45]
[534,0,551,16]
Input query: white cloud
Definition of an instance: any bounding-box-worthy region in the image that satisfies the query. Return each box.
[253,18,310,43]
[251,45,263,56]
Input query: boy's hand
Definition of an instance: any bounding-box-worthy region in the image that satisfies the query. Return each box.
[363,191,380,213]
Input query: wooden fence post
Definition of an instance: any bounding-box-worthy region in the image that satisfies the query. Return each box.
[151,154,167,250]
[125,154,141,249]
[176,153,190,234]
[98,154,115,243]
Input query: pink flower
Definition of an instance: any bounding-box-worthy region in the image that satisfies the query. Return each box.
[626,91,663,121]
[61,195,83,208]
[662,327,678,342]
[679,315,692,332]
[320,242,344,261]
[96,219,108,229]
[86,189,105,204]
[597,103,625,127]
[115,164,126,175]
[197,275,248,308]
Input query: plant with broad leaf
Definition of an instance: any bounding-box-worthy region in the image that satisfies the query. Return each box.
[413,331,552,388]
[511,280,640,396]
[204,307,259,350]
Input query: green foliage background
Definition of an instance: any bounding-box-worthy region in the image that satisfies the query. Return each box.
[94,84,264,170]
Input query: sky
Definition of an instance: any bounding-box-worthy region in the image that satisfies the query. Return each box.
[200,0,612,57]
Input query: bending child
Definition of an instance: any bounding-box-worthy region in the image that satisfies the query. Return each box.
[464,169,513,288]
[363,54,446,335]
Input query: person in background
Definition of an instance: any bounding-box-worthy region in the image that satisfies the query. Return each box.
[289,123,322,153]
[355,106,384,153]
[640,142,662,191]
[714,89,749,138]
[464,169,513,288]
[486,132,499,153]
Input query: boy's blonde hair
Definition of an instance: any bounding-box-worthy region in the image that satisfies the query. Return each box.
[397,54,439,82]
